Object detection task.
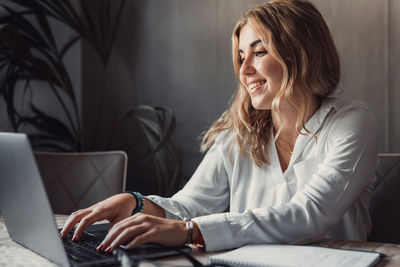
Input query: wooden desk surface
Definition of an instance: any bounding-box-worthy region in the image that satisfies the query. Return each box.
[1,214,400,266]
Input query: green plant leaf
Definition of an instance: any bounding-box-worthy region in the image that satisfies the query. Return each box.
[1,6,50,50]
[109,104,182,195]
[114,108,174,158]
[79,0,101,56]
[20,105,76,150]
[1,1,184,195]
[0,0,89,152]
[0,24,33,59]
[60,35,81,58]
[1,21,77,103]
[33,7,57,50]
[1,65,21,130]
[37,0,80,30]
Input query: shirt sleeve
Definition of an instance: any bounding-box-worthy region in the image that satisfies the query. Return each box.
[146,139,231,220]
[192,106,378,251]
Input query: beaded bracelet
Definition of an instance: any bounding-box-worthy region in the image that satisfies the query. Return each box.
[124,191,145,215]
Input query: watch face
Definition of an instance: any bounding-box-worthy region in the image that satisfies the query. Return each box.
[183,218,194,244]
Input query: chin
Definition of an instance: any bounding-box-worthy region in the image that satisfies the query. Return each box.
[251,99,271,110]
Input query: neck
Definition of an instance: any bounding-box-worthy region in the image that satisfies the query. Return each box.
[272,96,320,144]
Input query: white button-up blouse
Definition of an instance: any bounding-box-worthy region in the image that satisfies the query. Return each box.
[147,97,379,251]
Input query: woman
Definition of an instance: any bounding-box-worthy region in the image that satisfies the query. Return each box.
[61,0,378,252]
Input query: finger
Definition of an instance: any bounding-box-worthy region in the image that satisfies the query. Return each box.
[109,212,144,234]
[103,225,147,253]
[60,209,91,238]
[124,229,157,249]
[99,216,142,251]
[73,210,107,241]
[98,219,133,251]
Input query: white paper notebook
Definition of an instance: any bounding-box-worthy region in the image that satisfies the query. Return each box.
[209,244,382,267]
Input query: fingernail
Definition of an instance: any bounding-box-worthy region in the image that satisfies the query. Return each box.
[72,235,78,242]
[97,244,104,251]
[105,246,112,253]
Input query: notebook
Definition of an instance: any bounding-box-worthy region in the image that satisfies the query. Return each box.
[209,244,382,267]
[0,132,187,267]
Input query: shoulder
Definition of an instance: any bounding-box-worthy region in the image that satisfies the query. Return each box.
[203,129,239,173]
[324,97,374,118]
[322,97,377,140]
[214,129,236,151]
[204,129,242,165]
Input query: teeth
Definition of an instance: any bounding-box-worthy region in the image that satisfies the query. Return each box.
[248,81,265,90]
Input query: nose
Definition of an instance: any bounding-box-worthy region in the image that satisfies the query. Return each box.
[239,56,255,76]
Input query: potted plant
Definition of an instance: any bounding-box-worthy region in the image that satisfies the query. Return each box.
[0,0,183,196]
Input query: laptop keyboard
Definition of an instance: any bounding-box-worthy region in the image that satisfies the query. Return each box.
[63,231,114,263]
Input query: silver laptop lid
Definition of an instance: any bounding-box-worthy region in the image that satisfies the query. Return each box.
[0,132,70,267]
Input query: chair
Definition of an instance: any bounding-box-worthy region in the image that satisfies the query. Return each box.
[34,151,127,214]
[368,153,400,243]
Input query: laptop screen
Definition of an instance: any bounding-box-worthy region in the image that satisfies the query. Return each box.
[0,133,71,267]
[0,133,191,267]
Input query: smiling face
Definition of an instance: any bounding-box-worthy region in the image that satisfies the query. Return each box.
[238,22,283,110]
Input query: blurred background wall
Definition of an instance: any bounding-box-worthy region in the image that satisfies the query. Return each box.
[1,0,397,195]
[82,0,400,192]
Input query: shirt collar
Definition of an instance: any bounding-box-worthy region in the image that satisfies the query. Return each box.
[302,96,344,135]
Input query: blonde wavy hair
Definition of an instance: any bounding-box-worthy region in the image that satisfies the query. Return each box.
[201,0,340,167]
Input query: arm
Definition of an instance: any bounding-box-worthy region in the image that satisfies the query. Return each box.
[96,138,231,250]
[146,141,231,219]
[192,107,379,251]
[59,192,168,239]
[60,134,230,250]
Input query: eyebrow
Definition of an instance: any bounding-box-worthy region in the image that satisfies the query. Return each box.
[238,39,262,54]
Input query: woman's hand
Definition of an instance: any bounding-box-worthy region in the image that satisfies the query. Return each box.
[97,213,189,253]
[60,193,136,240]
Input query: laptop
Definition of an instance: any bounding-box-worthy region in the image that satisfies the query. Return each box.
[0,132,188,267]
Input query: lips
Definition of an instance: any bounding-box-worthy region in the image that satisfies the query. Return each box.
[247,80,266,94]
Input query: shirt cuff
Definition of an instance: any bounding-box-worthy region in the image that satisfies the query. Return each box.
[192,213,236,252]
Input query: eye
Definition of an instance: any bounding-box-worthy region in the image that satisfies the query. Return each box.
[254,50,267,57]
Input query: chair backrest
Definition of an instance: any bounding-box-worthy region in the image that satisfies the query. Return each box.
[34,151,127,214]
[368,153,400,243]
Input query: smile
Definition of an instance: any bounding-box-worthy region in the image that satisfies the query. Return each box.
[248,80,266,93]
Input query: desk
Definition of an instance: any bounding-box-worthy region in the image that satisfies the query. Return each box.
[1,215,400,267]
